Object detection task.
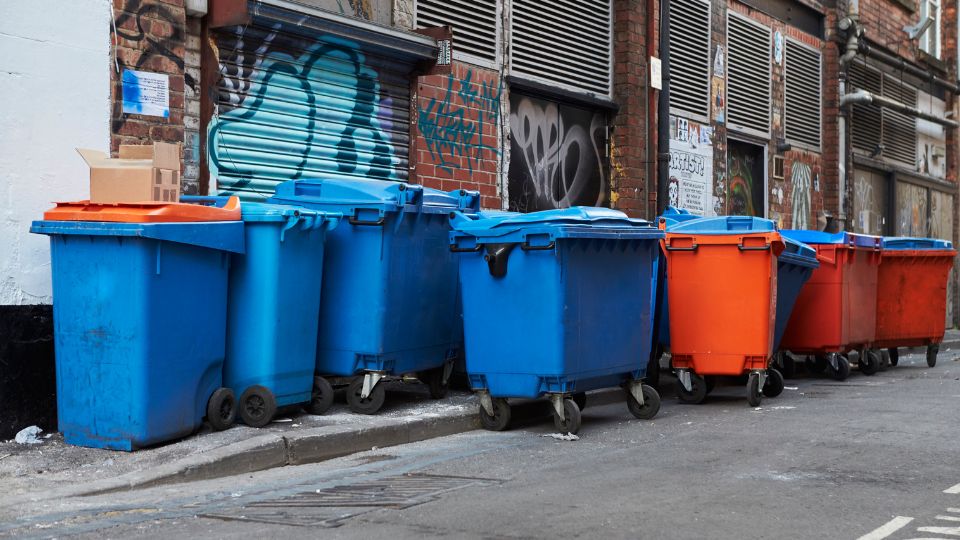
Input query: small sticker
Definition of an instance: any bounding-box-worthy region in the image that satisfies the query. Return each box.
[650,57,662,90]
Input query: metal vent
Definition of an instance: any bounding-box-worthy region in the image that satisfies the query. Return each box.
[727,12,771,137]
[510,0,612,96]
[784,39,822,149]
[881,77,917,166]
[848,61,882,154]
[415,0,497,63]
[668,0,711,119]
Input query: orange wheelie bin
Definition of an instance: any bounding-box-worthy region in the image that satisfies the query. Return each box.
[661,216,784,406]
[779,231,882,380]
[876,237,956,368]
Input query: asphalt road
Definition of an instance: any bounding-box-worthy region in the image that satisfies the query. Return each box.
[4,350,960,539]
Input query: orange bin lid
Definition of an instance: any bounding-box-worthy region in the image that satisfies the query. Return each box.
[43,197,241,223]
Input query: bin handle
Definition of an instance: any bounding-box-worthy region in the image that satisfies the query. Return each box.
[450,243,482,253]
[280,210,302,242]
[521,241,556,251]
[348,212,385,226]
[738,241,771,252]
[665,237,698,251]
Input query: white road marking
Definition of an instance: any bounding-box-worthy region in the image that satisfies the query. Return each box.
[917,526,960,536]
[944,482,960,494]
[858,516,915,540]
[937,516,960,522]
[948,508,960,513]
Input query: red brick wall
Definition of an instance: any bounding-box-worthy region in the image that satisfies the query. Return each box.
[110,0,186,158]
[413,62,502,209]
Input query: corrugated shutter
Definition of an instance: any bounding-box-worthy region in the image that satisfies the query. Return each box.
[848,61,882,154]
[881,77,918,166]
[784,39,822,149]
[210,20,415,199]
[415,0,498,63]
[668,0,711,119]
[510,0,612,97]
[727,12,771,137]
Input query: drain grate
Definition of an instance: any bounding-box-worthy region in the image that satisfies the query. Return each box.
[202,473,500,528]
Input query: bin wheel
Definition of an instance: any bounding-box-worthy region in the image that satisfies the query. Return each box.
[478,398,511,431]
[827,353,850,381]
[305,376,335,416]
[347,377,386,415]
[424,368,449,400]
[858,349,880,376]
[677,373,708,404]
[746,374,762,407]
[553,398,582,434]
[927,344,939,368]
[206,387,236,431]
[239,385,277,428]
[626,384,661,420]
[572,392,587,411]
[888,348,900,367]
[763,368,785,398]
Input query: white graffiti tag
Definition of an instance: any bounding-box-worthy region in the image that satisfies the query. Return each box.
[790,162,811,230]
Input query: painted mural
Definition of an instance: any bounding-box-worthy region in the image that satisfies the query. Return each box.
[668,116,714,216]
[209,25,406,198]
[727,140,765,217]
[896,181,929,237]
[789,161,812,229]
[507,94,608,212]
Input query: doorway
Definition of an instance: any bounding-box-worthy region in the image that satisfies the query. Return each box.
[727,139,766,217]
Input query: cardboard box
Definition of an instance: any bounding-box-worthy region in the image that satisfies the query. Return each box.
[77,142,181,204]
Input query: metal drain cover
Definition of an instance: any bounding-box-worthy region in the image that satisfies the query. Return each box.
[202,473,500,528]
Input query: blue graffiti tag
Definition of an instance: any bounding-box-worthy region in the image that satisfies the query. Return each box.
[418,70,501,173]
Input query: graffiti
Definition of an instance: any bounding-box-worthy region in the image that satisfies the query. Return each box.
[112,0,184,132]
[507,94,607,212]
[853,170,885,235]
[896,181,928,237]
[727,141,765,217]
[790,161,811,229]
[669,116,714,215]
[209,27,402,197]
[418,70,500,173]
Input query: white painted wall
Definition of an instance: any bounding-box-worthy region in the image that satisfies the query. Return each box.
[0,1,111,305]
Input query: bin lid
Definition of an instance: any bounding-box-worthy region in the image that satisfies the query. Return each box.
[179,197,340,228]
[269,178,479,216]
[30,220,245,253]
[881,236,954,250]
[41,197,241,223]
[781,230,882,249]
[658,206,703,227]
[779,236,819,269]
[450,206,662,242]
[666,215,777,234]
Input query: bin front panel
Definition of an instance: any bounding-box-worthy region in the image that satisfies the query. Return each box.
[780,245,847,352]
[844,248,880,346]
[50,234,227,450]
[876,249,955,347]
[224,220,326,406]
[664,234,778,375]
[460,237,658,398]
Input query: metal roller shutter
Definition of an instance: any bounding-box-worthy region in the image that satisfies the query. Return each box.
[209,3,433,199]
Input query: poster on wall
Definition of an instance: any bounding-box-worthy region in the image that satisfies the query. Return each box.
[121,70,169,118]
[668,116,714,216]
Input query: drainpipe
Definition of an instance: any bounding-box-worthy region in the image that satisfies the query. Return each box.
[838,0,862,67]
[656,0,671,215]
[841,89,960,128]
[860,42,960,94]
[838,0,861,229]
[645,0,657,219]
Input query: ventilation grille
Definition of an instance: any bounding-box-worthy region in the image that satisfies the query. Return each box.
[415,0,497,63]
[510,0,612,96]
[727,13,771,136]
[785,40,822,148]
[849,61,882,154]
[849,61,916,166]
[668,0,711,118]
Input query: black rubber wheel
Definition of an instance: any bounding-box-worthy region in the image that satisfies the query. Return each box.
[346,376,386,415]
[677,373,708,404]
[626,384,661,420]
[572,392,587,411]
[746,374,762,407]
[552,398,582,434]
[239,385,277,428]
[778,353,796,379]
[424,368,449,400]
[305,376,334,415]
[828,353,850,381]
[644,354,661,389]
[888,347,900,366]
[927,344,939,367]
[763,368,785,398]
[859,349,880,376]
[206,387,236,431]
[478,398,511,431]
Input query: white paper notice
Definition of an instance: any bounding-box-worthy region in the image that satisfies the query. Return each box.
[121,69,169,118]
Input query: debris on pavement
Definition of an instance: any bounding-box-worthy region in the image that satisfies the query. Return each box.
[542,433,580,441]
[14,426,44,445]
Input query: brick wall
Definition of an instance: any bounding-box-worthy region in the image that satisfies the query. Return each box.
[611,0,650,219]
[182,17,201,194]
[110,0,186,169]
[413,62,502,209]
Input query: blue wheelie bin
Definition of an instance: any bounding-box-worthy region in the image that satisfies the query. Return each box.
[771,236,819,378]
[269,178,479,414]
[450,207,664,434]
[30,200,244,450]
[190,199,341,427]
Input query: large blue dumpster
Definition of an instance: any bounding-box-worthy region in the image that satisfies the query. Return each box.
[774,236,819,351]
[30,215,244,451]
[216,200,340,427]
[450,207,664,434]
[269,179,479,414]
